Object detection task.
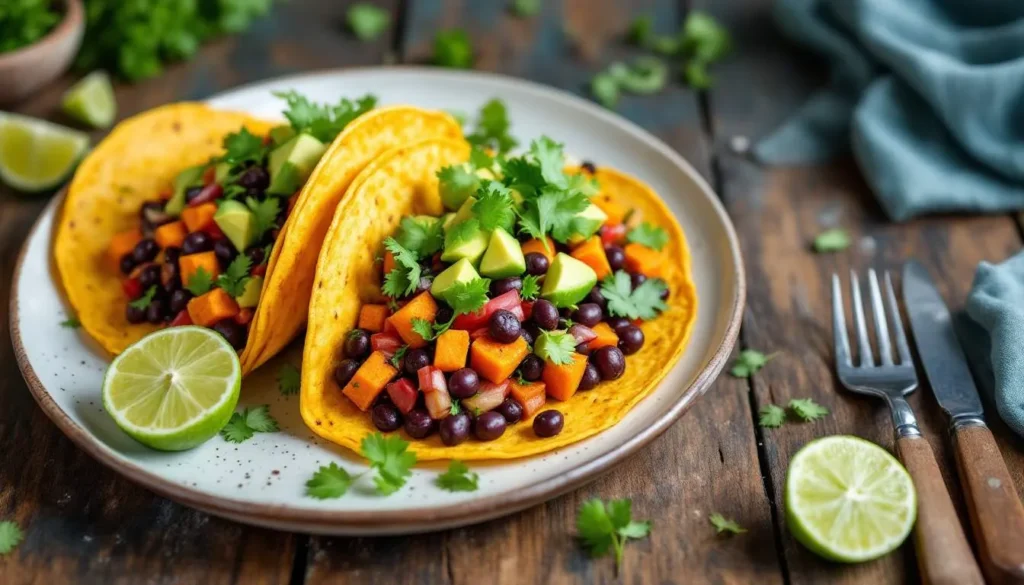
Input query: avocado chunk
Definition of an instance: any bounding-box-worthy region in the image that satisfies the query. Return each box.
[236,276,264,308]
[479,228,526,278]
[540,253,597,308]
[566,203,608,245]
[449,196,478,227]
[440,163,481,211]
[430,259,481,303]
[165,164,206,216]
[214,200,258,253]
[441,212,456,230]
[267,133,326,196]
[268,124,296,146]
[214,161,232,184]
[441,227,488,265]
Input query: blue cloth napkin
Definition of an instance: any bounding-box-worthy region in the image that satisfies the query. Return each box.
[755,0,1024,222]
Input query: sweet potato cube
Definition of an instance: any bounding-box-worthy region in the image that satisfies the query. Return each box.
[181,202,217,232]
[434,329,470,372]
[382,250,397,276]
[343,351,398,411]
[624,243,662,277]
[571,236,612,279]
[107,228,142,265]
[587,322,619,351]
[179,251,220,285]
[470,336,529,383]
[187,288,240,327]
[154,220,187,249]
[358,304,390,333]
[510,380,547,418]
[386,292,438,348]
[542,353,589,401]
[521,237,555,263]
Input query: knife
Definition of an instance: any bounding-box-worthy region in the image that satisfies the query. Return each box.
[903,260,1024,585]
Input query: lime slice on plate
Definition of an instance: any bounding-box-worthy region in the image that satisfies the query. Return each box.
[0,113,89,192]
[62,71,117,128]
[103,327,241,451]
[786,435,916,563]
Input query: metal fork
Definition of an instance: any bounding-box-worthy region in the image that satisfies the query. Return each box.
[832,270,983,585]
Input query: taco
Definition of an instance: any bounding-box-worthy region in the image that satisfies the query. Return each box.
[54,95,462,375]
[301,137,697,460]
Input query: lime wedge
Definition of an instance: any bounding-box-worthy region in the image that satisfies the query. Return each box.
[103,327,241,451]
[786,435,916,563]
[62,71,117,128]
[0,113,89,192]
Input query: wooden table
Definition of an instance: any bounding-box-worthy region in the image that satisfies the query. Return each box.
[2,1,1022,583]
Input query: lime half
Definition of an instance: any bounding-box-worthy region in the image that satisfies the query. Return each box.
[62,71,117,129]
[786,435,916,563]
[103,327,241,451]
[0,113,89,192]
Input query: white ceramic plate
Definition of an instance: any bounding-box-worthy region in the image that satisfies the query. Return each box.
[12,68,744,535]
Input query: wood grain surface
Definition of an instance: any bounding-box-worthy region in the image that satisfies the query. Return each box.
[1,0,1021,584]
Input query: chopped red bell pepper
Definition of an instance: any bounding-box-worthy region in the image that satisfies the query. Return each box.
[234,308,254,325]
[600,223,628,247]
[452,290,523,330]
[250,263,268,277]
[417,366,447,394]
[386,378,419,414]
[122,278,143,299]
[203,222,225,240]
[169,310,193,327]
[521,300,534,321]
[370,332,403,358]
[201,166,217,185]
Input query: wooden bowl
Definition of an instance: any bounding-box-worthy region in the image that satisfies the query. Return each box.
[0,0,84,105]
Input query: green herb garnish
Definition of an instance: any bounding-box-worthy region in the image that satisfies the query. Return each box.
[600,271,668,320]
[347,3,390,41]
[627,222,669,250]
[577,499,651,572]
[216,254,252,298]
[220,405,279,443]
[729,349,775,378]
[709,512,746,535]
[128,286,158,310]
[0,520,23,555]
[434,29,473,69]
[813,229,851,253]
[435,460,479,492]
[273,91,377,143]
[758,404,786,429]
[185,267,214,296]
[278,363,301,396]
[305,463,354,499]
[788,398,830,422]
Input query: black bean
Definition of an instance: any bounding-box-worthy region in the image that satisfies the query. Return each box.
[573,303,603,327]
[213,319,246,350]
[518,354,544,382]
[246,246,266,266]
[164,246,181,265]
[606,316,631,333]
[333,359,360,388]
[657,280,670,300]
[488,309,522,343]
[184,186,205,204]
[580,160,597,174]
[605,245,625,271]
[238,166,270,190]
[138,264,161,289]
[575,343,592,356]
[344,329,371,359]
[440,413,471,446]
[169,289,193,315]
[414,276,432,296]
[435,304,454,325]
[145,300,167,324]
[578,362,601,391]
[520,327,535,346]
[404,409,435,439]
[182,231,212,255]
[132,238,159,264]
[403,348,430,376]
[593,346,626,380]
[474,411,507,441]
[618,325,645,355]
[372,404,403,432]
[119,253,136,275]
[630,272,647,289]
[533,410,564,437]
[214,239,237,267]
[532,299,559,330]
[126,305,146,324]
[585,286,606,309]
[497,398,523,424]
[448,368,480,399]
[525,253,549,276]
[490,277,522,297]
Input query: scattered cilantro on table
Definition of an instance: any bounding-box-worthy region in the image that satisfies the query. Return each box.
[813,228,852,253]
[381,238,423,298]
[466,99,518,154]
[185,267,214,296]
[627,222,669,251]
[305,463,353,499]
[534,331,577,365]
[246,196,280,240]
[0,520,23,555]
[709,512,746,535]
[128,286,158,310]
[591,72,620,108]
[600,271,668,320]
[435,460,479,492]
[220,405,278,443]
[758,404,786,429]
[577,499,651,572]
[277,363,301,396]
[510,0,541,18]
[434,29,473,69]
[60,316,81,329]
[216,255,252,298]
[520,275,541,301]
[0,0,60,54]
[346,3,390,41]
[729,349,775,378]
[788,398,830,422]
[273,91,377,143]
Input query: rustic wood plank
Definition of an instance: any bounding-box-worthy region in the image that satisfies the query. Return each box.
[694,0,1024,582]
[0,1,398,583]
[303,2,779,584]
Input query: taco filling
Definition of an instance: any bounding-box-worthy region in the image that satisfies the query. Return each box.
[106,93,375,349]
[329,140,674,446]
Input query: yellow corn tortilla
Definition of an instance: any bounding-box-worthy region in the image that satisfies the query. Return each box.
[301,148,697,460]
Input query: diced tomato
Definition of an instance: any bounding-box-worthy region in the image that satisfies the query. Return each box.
[469,328,490,341]
[453,290,523,330]
[386,378,419,414]
[462,380,510,414]
[521,300,534,321]
[122,278,143,299]
[188,183,223,207]
[424,384,453,420]
[251,263,268,277]
[234,308,254,325]
[169,310,193,327]
[383,318,398,335]
[600,223,628,246]
[203,222,225,240]
[417,366,448,394]
[371,332,403,358]
[201,166,216,185]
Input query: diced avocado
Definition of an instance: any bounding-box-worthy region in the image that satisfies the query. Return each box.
[441,212,456,230]
[479,228,526,278]
[449,196,478,227]
[268,124,296,146]
[214,200,258,253]
[165,164,206,216]
[214,161,232,183]
[441,228,488,265]
[430,259,481,302]
[541,253,598,308]
[475,167,497,181]
[440,163,480,211]
[236,276,263,308]
[566,203,608,245]
[267,133,327,196]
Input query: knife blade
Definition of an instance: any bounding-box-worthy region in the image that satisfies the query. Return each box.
[902,260,985,425]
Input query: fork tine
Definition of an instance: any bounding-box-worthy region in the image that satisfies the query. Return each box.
[868,269,893,365]
[884,271,912,364]
[849,271,875,367]
[831,274,852,368]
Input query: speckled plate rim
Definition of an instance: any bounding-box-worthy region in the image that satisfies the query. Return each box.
[11,67,745,534]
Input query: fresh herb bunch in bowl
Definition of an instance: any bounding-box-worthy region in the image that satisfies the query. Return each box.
[0,0,84,105]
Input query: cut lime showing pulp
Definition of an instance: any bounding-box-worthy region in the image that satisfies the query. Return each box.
[785,435,916,563]
[0,113,89,192]
[62,71,117,128]
[103,327,241,451]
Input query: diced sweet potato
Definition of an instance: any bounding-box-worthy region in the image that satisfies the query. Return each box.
[154,221,187,249]
[107,228,142,265]
[542,354,589,401]
[510,381,547,418]
[358,304,390,333]
[343,351,398,411]
[181,202,217,232]
[521,237,555,263]
[587,322,619,351]
[434,329,470,372]
[470,336,529,383]
[570,236,612,279]
[187,288,240,327]
[594,196,628,225]
[179,251,220,285]
[386,292,438,348]
[624,243,662,277]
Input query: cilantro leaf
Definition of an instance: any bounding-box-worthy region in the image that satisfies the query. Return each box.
[361,432,417,495]
[518,187,589,244]
[500,157,545,194]
[682,12,731,64]
[60,316,81,329]
[435,460,479,492]
[710,513,746,535]
[443,278,491,316]
[128,286,158,310]
[813,228,851,253]
[473,182,516,232]
[216,254,252,298]
[220,412,254,443]
[434,29,473,69]
[530,137,568,188]
[411,318,435,342]
[382,238,422,298]
[758,404,786,429]
[520,274,541,301]
[396,216,445,258]
[628,15,654,47]
[221,128,266,165]
[390,345,409,369]
[511,0,540,17]
[577,499,651,571]
[305,462,354,499]
[729,349,775,378]
[608,58,668,95]
[273,91,377,143]
[627,222,669,251]
[468,146,494,171]
[437,164,480,211]
[278,363,301,395]
[788,398,830,422]
[534,331,577,365]
[684,60,713,89]
[246,196,280,240]
[591,72,620,109]
[467,99,517,154]
[600,272,668,320]
[0,520,22,555]
[185,267,214,296]
[244,405,279,432]
[347,3,390,41]
[450,401,463,416]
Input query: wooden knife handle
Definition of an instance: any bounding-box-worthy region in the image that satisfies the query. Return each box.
[953,424,1024,585]
[896,435,984,585]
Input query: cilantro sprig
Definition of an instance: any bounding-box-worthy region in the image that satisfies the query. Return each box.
[128,286,158,310]
[473,182,517,232]
[758,405,786,428]
[709,513,746,535]
[346,3,390,41]
[434,29,473,69]
[520,275,541,301]
[305,463,353,499]
[534,331,577,365]
[273,91,377,143]
[220,405,279,443]
[442,278,491,316]
[729,349,776,378]
[0,520,22,555]
[466,99,517,154]
[60,316,81,329]
[600,271,668,320]
[221,128,267,165]
[246,196,280,241]
[395,216,445,258]
[185,267,214,296]
[381,238,423,298]
[278,363,301,396]
[627,222,668,251]
[435,460,479,492]
[304,433,418,499]
[577,499,651,572]
[216,255,252,298]
[789,398,830,422]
